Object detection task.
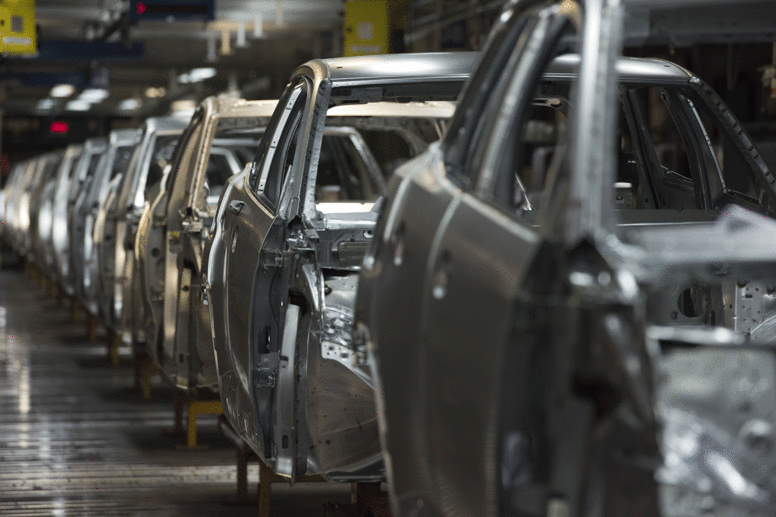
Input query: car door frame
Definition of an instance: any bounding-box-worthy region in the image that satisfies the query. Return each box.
[215,76,316,472]
[418,4,578,514]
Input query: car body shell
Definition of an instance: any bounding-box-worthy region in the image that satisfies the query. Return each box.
[134,98,275,389]
[95,116,188,340]
[71,128,141,315]
[62,137,109,298]
[203,52,474,482]
[17,151,64,261]
[3,158,36,249]
[354,1,776,516]
[44,144,84,287]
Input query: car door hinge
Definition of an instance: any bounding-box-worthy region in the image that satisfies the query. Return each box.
[260,249,284,268]
[253,367,277,388]
[253,353,279,388]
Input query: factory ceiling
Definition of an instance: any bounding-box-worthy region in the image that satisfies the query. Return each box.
[1,0,345,118]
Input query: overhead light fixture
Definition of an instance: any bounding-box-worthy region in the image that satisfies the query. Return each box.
[171,99,196,112]
[119,98,141,111]
[170,99,197,119]
[66,100,91,111]
[37,99,56,110]
[50,84,76,98]
[178,67,217,84]
[145,87,166,98]
[236,22,247,48]
[78,88,109,102]
[253,16,264,39]
[207,36,217,63]
[221,30,232,56]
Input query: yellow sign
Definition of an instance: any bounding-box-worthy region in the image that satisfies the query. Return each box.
[344,0,388,57]
[0,0,36,56]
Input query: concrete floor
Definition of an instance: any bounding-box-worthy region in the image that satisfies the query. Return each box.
[0,264,351,516]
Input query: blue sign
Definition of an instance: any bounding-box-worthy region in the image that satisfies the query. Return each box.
[8,41,144,62]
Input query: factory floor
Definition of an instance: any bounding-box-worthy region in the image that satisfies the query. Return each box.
[0,261,351,516]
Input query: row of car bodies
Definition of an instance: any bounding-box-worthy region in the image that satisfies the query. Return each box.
[5,1,775,512]
[1,52,473,485]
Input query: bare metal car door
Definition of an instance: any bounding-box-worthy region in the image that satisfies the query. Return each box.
[424,11,579,514]
[159,107,267,389]
[357,5,580,516]
[140,112,205,365]
[214,80,309,459]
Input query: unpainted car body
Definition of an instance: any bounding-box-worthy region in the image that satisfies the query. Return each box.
[3,158,36,249]
[58,137,109,297]
[17,151,64,261]
[354,0,776,516]
[40,144,83,286]
[96,116,187,341]
[71,128,141,316]
[203,52,472,482]
[135,97,274,390]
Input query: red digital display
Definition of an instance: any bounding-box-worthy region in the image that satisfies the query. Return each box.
[50,121,69,133]
[129,1,213,22]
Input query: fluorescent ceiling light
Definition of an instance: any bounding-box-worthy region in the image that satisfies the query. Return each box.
[37,99,56,110]
[145,87,166,98]
[191,67,217,81]
[78,88,109,102]
[50,84,76,98]
[170,99,196,112]
[119,98,140,111]
[66,100,91,111]
[178,67,217,84]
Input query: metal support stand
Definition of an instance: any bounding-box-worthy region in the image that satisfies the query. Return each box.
[218,415,258,504]
[133,352,156,400]
[186,400,222,448]
[108,329,121,367]
[217,415,329,514]
[168,390,222,448]
[55,286,65,308]
[167,390,187,436]
[86,313,98,342]
[70,298,80,323]
[323,482,391,517]
[47,277,59,300]
[258,458,327,517]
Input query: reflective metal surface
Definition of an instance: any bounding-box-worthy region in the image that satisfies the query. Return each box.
[63,137,109,300]
[99,116,189,344]
[0,267,350,516]
[354,1,776,516]
[50,144,85,295]
[72,129,142,316]
[135,98,274,392]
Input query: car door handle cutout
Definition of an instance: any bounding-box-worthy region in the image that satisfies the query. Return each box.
[227,200,245,215]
